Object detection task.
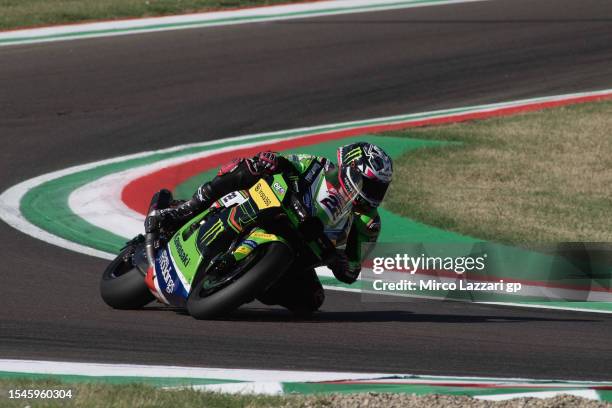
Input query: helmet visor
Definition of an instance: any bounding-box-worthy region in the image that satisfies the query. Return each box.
[361,176,390,207]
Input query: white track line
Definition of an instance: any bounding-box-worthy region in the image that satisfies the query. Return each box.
[68,89,612,244]
[0,359,392,382]
[475,390,600,401]
[2,359,609,388]
[69,136,303,239]
[2,89,612,313]
[0,0,491,46]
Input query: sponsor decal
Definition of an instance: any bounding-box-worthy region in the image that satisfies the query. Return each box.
[242,239,258,249]
[234,246,252,256]
[320,192,343,220]
[272,181,285,195]
[250,230,278,241]
[249,180,280,210]
[304,161,322,184]
[173,235,190,267]
[344,146,362,163]
[157,249,176,294]
[302,189,313,213]
[364,144,393,180]
[153,248,190,307]
[200,218,225,246]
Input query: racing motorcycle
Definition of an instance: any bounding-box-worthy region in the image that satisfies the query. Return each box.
[100,172,342,319]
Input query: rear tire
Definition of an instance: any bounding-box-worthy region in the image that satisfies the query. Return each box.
[100,245,155,309]
[187,242,293,320]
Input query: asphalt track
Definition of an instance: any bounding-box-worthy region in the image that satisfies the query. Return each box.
[1,0,612,381]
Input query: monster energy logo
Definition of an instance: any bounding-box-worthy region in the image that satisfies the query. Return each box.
[200,219,225,246]
[344,147,362,162]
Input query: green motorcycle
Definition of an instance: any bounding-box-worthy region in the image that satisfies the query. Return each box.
[100,173,338,319]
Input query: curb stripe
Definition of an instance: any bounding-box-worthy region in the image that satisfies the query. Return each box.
[0,0,490,46]
[121,91,612,215]
[0,359,394,383]
[2,89,612,315]
[475,390,601,401]
[1,359,610,399]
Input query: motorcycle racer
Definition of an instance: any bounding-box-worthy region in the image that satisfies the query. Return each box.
[145,142,393,315]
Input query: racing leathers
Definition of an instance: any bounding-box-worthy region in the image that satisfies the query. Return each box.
[145,151,381,313]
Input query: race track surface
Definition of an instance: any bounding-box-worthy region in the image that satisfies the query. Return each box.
[1,0,612,380]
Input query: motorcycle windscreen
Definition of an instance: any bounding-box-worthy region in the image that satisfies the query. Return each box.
[336,165,364,218]
[316,168,361,224]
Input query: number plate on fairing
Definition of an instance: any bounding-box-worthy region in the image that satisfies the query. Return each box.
[220,191,249,207]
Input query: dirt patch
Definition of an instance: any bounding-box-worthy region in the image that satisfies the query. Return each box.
[283,393,611,408]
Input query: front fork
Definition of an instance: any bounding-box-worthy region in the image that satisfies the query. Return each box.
[144,211,158,269]
[144,188,174,268]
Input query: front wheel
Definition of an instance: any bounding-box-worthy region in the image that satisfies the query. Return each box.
[100,244,155,309]
[187,242,293,320]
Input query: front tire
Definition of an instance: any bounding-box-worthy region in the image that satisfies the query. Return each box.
[100,245,155,309]
[187,242,293,320]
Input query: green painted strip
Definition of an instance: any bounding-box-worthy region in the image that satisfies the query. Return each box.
[4,369,606,397]
[174,134,612,310]
[281,382,600,397]
[21,134,448,254]
[17,98,612,313]
[21,133,612,311]
[20,132,294,253]
[599,390,612,402]
[0,371,241,387]
[176,135,465,244]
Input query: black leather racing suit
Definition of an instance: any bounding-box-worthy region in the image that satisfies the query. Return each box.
[146,152,380,313]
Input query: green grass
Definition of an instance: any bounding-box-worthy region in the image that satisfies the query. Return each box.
[0,378,293,407]
[1,378,607,407]
[384,100,612,246]
[0,0,298,31]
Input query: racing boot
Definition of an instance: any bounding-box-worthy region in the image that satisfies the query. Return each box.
[153,182,216,234]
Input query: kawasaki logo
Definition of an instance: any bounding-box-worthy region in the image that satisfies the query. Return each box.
[173,235,190,266]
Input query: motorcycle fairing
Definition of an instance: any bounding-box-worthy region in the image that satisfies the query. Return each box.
[152,175,292,307]
[154,246,191,307]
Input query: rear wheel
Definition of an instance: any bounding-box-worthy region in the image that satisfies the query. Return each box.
[187,242,293,320]
[100,244,155,309]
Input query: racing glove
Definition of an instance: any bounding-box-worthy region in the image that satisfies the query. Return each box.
[328,249,361,284]
[253,151,279,173]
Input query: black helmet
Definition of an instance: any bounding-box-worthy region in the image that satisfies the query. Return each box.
[337,142,393,209]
